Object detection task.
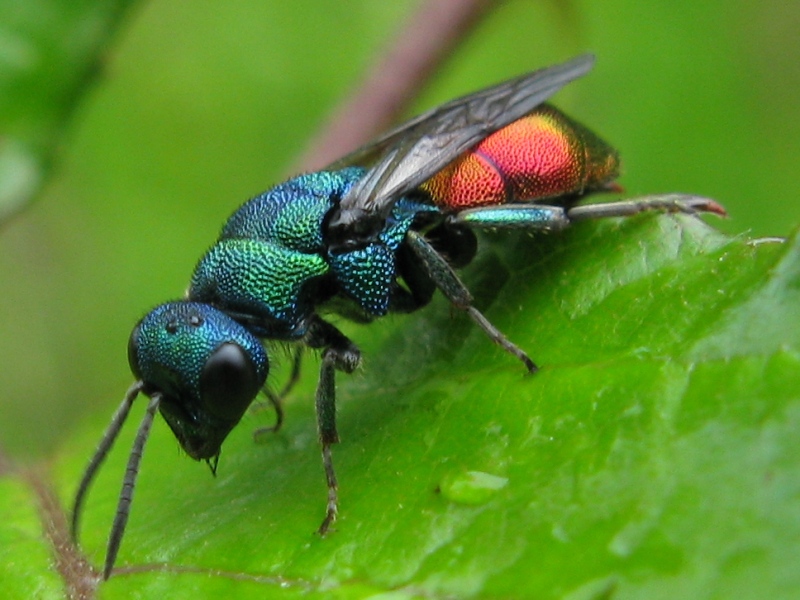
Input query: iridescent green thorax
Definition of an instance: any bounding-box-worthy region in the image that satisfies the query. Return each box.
[189,169,436,339]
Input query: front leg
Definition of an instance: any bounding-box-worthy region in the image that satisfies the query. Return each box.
[252,347,302,442]
[305,316,362,534]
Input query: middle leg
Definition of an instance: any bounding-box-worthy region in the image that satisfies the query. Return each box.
[305,316,362,534]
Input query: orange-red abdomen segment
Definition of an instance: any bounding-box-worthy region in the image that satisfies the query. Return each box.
[421,104,620,210]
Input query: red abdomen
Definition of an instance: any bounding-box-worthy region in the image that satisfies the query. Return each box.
[421,104,620,209]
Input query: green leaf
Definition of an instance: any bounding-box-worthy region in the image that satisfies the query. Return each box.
[0,475,63,599]
[0,0,135,220]
[33,215,798,598]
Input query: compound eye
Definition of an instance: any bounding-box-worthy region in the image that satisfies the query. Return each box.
[199,342,262,422]
[127,323,142,380]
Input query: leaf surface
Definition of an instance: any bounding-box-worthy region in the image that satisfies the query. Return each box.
[37,215,800,599]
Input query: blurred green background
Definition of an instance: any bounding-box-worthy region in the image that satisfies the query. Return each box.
[0,0,798,458]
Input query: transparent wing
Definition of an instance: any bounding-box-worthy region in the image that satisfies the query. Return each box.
[326,54,596,247]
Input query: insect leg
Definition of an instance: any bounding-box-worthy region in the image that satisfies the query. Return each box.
[306,317,362,534]
[253,347,302,441]
[279,346,304,399]
[405,229,537,373]
[449,205,570,231]
[252,389,284,443]
[566,194,727,221]
[449,195,726,232]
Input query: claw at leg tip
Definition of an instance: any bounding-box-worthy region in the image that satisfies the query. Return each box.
[705,199,728,218]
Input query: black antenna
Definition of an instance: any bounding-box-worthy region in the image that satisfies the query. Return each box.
[103,392,161,579]
[71,381,144,542]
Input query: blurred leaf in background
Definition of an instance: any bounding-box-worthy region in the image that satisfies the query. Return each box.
[0,0,135,220]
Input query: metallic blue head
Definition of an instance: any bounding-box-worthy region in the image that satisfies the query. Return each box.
[128,301,268,461]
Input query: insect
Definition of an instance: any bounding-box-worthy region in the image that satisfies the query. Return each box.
[70,54,725,578]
